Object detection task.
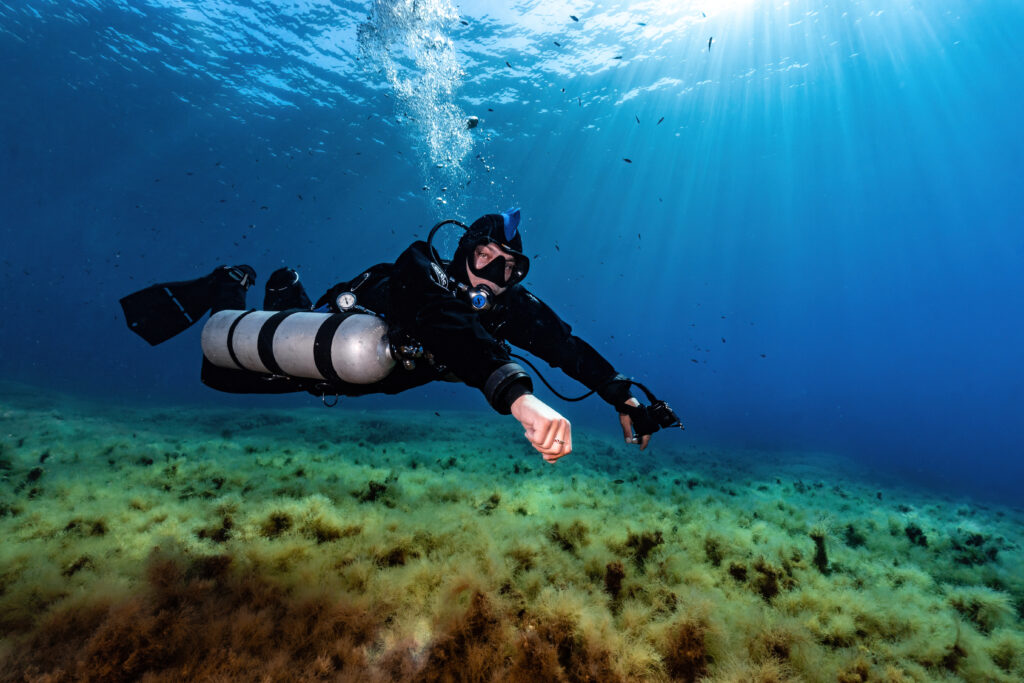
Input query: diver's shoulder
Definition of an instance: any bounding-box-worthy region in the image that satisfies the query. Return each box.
[394,240,432,263]
[505,284,543,307]
[397,240,428,254]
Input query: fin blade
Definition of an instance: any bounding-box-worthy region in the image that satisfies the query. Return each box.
[120,276,212,346]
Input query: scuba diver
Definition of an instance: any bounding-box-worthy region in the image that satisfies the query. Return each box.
[120,209,682,462]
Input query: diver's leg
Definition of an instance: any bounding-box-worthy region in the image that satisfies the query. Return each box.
[202,264,306,394]
[264,267,312,311]
[210,265,256,313]
[121,265,252,346]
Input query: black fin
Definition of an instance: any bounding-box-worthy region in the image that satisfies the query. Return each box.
[120,275,213,346]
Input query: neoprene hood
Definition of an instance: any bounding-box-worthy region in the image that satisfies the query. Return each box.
[451,208,529,287]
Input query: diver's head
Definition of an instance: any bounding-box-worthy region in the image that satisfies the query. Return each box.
[451,208,529,295]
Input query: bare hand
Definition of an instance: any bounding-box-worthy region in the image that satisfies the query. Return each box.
[619,397,651,451]
[510,394,572,463]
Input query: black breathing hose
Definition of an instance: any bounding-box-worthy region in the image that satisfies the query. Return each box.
[510,352,682,432]
[509,353,596,402]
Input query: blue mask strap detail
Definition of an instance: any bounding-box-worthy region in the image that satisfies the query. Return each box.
[501,207,521,241]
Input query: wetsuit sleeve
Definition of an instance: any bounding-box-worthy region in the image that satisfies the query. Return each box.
[501,289,634,409]
[388,242,533,414]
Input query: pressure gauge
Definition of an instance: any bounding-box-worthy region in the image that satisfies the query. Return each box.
[336,291,357,311]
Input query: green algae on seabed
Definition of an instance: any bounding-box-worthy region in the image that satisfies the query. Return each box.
[0,388,1022,682]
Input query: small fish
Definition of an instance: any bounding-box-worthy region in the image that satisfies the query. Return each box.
[635,114,640,124]
[554,40,561,46]
[623,158,632,163]
[637,22,646,26]
[297,194,303,200]
[460,19,468,25]
[555,243,560,251]
[561,87,565,92]
[690,359,698,363]
[702,12,707,18]
[613,479,625,484]
[466,115,479,129]
[505,61,512,67]
[657,116,664,125]
[570,15,579,21]
[613,55,622,59]
[577,96,581,106]
[434,411,441,416]
[760,354,767,358]
[708,36,713,51]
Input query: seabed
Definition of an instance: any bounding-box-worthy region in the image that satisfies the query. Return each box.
[0,382,1021,682]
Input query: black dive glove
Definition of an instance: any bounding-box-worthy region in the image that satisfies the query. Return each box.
[619,402,664,438]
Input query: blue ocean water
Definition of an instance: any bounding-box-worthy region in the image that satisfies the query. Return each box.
[0,0,1021,503]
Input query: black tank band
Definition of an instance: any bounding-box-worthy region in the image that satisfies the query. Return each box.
[257,310,294,376]
[226,309,258,370]
[313,313,348,384]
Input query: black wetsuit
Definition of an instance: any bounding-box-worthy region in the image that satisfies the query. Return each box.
[202,241,633,414]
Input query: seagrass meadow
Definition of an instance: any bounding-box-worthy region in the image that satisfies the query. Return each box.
[3,0,1024,679]
[0,383,1021,682]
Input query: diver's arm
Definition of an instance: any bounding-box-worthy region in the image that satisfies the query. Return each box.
[502,288,636,408]
[504,288,656,449]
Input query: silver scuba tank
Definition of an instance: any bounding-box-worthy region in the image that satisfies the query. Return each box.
[201,310,395,384]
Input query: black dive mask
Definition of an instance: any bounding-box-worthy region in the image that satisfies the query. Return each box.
[465,245,528,288]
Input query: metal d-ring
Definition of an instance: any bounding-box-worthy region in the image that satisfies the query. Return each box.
[319,387,339,408]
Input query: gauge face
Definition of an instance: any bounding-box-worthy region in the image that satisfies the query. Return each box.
[336,292,357,310]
